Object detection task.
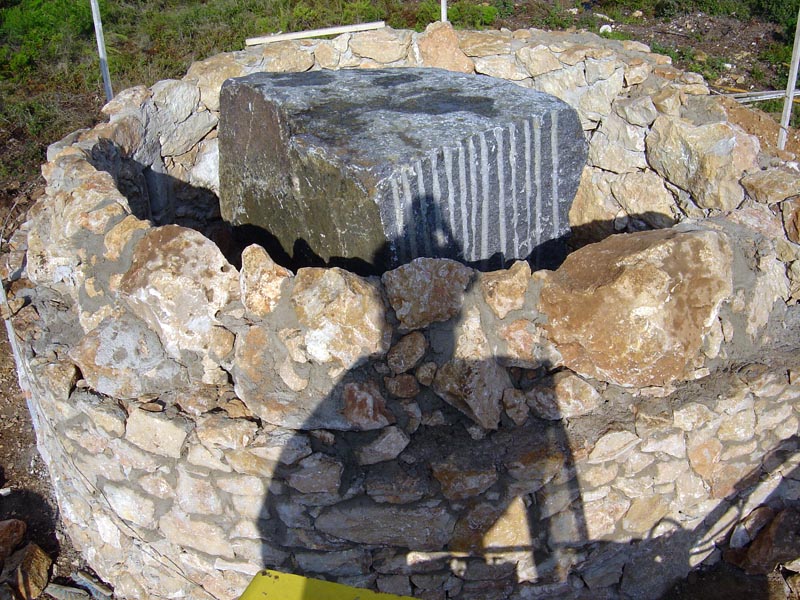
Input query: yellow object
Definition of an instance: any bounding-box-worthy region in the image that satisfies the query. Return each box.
[238,570,417,600]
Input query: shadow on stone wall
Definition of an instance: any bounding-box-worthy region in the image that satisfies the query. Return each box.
[87,140,796,599]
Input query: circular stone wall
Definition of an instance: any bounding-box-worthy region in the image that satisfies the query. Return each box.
[8,23,800,600]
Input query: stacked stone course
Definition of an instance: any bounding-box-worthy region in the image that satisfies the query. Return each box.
[6,21,800,600]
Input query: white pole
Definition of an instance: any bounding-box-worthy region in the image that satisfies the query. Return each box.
[90,0,113,102]
[779,5,800,150]
[441,0,448,22]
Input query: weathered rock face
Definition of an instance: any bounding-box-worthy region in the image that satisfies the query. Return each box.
[538,227,733,387]
[219,68,587,270]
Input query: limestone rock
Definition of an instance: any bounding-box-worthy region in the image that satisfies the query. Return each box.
[68,313,188,399]
[474,55,528,80]
[342,381,396,431]
[1,543,51,600]
[125,407,192,459]
[159,508,234,558]
[184,52,247,111]
[315,504,456,550]
[262,41,315,72]
[479,261,531,319]
[387,332,428,374]
[240,245,292,317]
[588,431,640,464]
[196,414,257,450]
[417,22,474,73]
[0,520,25,564]
[610,170,678,229]
[458,30,512,57]
[783,197,800,244]
[118,225,239,372]
[517,45,561,77]
[614,95,658,127]
[357,426,411,465]
[383,258,472,330]
[646,116,759,210]
[538,228,733,387]
[569,166,622,245]
[526,371,602,419]
[103,484,157,528]
[431,455,497,500]
[742,168,800,205]
[219,68,586,269]
[433,307,511,429]
[292,268,389,369]
[365,464,429,504]
[287,453,343,494]
[349,28,411,63]
[588,113,648,174]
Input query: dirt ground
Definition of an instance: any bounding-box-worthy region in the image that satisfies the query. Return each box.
[0,9,798,600]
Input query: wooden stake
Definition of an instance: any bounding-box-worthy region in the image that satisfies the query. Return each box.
[246,21,385,46]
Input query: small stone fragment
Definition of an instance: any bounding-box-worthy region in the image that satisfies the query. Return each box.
[432,455,497,501]
[526,371,603,419]
[342,381,396,431]
[357,427,411,465]
[287,453,343,494]
[415,361,437,387]
[384,374,420,399]
[387,332,427,374]
[502,388,530,426]
[196,414,257,450]
[1,543,52,600]
[0,520,25,564]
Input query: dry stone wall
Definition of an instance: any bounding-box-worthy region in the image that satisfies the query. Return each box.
[6,22,800,600]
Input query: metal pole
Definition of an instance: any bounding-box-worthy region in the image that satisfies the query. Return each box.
[441,0,447,22]
[90,0,113,102]
[779,5,800,150]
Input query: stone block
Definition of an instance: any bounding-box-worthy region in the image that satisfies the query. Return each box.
[219,68,586,271]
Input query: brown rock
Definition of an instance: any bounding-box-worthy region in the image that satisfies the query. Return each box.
[479,261,531,319]
[292,268,390,368]
[382,258,472,330]
[342,381,396,430]
[502,388,530,426]
[431,455,497,501]
[417,22,474,74]
[240,244,292,316]
[451,498,531,552]
[1,543,51,600]
[783,197,800,244]
[0,520,25,564]
[365,463,429,504]
[687,437,722,482]
[610,170,678,229]
[415,361,438,387]
[538,228,733,388]
[357,426,411,465]
[385,374,420,399]
[732,509,800,574]
[196,413,257,450]
[387,332,428,374]
[497,318,561,370]
[645,116,759,210]
[184,53,246,111]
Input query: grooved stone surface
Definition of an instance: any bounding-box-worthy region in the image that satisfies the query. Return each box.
[219,68,587,270]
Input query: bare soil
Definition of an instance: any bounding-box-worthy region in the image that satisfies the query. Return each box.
[0,10,797,600]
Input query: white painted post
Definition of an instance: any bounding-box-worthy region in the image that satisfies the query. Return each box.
[90,0,113,102]
[779,5,800,150]
[441,0,448,22]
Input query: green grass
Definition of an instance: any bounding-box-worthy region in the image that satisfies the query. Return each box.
[2,0,800,192]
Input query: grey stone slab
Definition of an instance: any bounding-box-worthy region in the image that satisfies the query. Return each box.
[219,68,587,271]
